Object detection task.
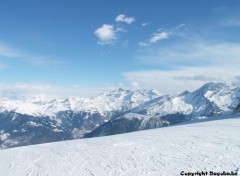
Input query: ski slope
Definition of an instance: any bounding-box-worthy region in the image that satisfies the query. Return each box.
[0,117,240,176]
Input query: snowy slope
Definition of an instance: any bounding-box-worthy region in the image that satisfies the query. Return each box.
[0,117,239,176]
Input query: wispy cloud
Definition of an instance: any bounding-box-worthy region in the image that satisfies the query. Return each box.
[99,50,111,56]
[115,14,135,24]
[139,30,170,46]
[132,7,240,93]
[130,37,240,93]
[0,43,23,58]
[138,42,150,47]
[139,41,240,67]
[175,23,185,29]
[0,42,62,67]
[172,75,220,81]
[138,23,187,47]
[0,83,120,98]
[149,31,169,43]
[216,7,240,27]
[222,18,240,27]
[28,56,63,66]
[142,23,148,26]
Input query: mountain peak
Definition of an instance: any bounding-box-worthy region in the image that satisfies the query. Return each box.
[177,90,190,96]
[201,82,229,91]
[191,82,230,98]
[118,88,127,92]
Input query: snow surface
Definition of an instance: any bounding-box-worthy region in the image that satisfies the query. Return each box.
[0,117,239,176]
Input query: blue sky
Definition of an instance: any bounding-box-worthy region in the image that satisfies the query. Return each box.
[0,0,240,97]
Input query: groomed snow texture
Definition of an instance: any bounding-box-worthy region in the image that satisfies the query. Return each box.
[0,117,239,176]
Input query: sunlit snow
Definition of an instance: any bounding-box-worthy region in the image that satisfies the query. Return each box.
[0,117,239,176]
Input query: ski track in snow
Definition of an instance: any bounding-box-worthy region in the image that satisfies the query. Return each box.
[0,117,240,176]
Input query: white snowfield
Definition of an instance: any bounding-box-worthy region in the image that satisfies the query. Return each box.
[0,117,240,176]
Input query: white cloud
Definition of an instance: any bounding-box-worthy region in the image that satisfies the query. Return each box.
[94,24,118,45]
[94,24,126,45]
[94,14,134,45]
[115,14,135,24]
[142,23,148,26]
[149,32,169,43]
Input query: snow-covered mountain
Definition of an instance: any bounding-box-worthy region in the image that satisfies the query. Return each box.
[134,82,239,117]
[0,88,161,117]
[1,117,239,176]
[0,82,240,149]
[0,88,161,148]
[85,82,240,137]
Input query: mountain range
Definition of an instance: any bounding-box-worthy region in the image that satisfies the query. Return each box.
[0,82,240,149]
